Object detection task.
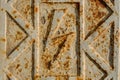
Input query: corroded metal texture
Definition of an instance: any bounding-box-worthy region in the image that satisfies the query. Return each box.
[0,0,119,80]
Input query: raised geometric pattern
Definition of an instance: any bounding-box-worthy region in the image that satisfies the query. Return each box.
[13,0,33,26]
[6,13,28,57]
[0,0,118,80]
[0,0,34,80]
[8,45,33,80]
[82,0,116,79]
[84,0,113,40]
[39,3,77,76]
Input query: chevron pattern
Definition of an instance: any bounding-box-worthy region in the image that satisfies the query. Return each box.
[0,0,118,80]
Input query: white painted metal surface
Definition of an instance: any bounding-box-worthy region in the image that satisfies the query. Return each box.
[0,0,119,80]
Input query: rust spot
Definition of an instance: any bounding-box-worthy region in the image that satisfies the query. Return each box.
[26,78,29,80]
[34,7,38,13]
[0,38,6,42]
[14,16,17,18]
[25,63,28,68]
[67,14,75,18]
[41,53,52,69]
[66,56,71,60]
[29,39,35,44]
[57,19,60,22]
[15,31,23,40]
[17,31,22,35]
[34,75,40,79]
[76,77,83,80]
[12,10,17,14]
[15,47,19,51]
[56,76,69,80]
[63,60,69,69]
[25,24,30,29]
[1,8,4,11]
[48,13,53,19]
[41,0,48,2]
[18,68,22,72]
[24,5,30,14]
[16,64,20,69]
[8,73,12,77]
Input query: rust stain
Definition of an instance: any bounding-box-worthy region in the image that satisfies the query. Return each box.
[14,16,17,18]
[76,77,83,80]
[16,64,20,69]
[15,31,23,40]
[0,38,6,42]
[34,7,38,13]
[41,53,52,69]
[18,68,22,72]
[16,47,19,51]
[66,56,71,60]
[89,0,105,8]
[25,24,30,29]
[56,76,69,80]
[41,0,48,2]
[24,5,30,14]
[25,63,28,68]
[57,19,60,22]
[12,10,17,14]
[48,13,53,19]
[8,73,12,77]
[29,39,35,44]
[34,75,40,80]
[63,60,69,69]
[1,8,4,11]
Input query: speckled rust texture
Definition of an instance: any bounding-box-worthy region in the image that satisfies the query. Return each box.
[0,0,119,80]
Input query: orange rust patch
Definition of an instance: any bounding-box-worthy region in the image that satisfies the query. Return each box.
[14,16,17,18]
[15,31,23,40]
[12,10,17,14]
[25,63,28,68]
[34,75,40,79]
[29,39,35,44]
[34,7,38,13]
[25,24,30,29]
[57,19,60,22]
[48,13,53,19]
[63,60,69,69]
[41,0,48,2]
[18,68,22,72]
[17,31,22,35]
[15,47,19,51]
[1,8,4,11]
[8,73,12,77]
[16,64,20,69]
[76,77,83,80]
[0,38,6,42]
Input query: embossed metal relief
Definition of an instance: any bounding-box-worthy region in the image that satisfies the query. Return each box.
[0,0,119,80]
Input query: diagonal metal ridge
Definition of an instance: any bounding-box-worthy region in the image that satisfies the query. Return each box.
[6,12,29,57]
[47,32,74,69]
[109,22,114,69]
[47,37,67,70]
[85,52,108,80]
[85,0,113,40]
[32,42,35,80]
[43,10,55,52]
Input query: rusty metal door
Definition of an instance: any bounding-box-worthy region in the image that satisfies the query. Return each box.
[0,0,119,80]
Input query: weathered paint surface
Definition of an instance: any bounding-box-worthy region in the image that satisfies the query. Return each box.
[0,0,119,80]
